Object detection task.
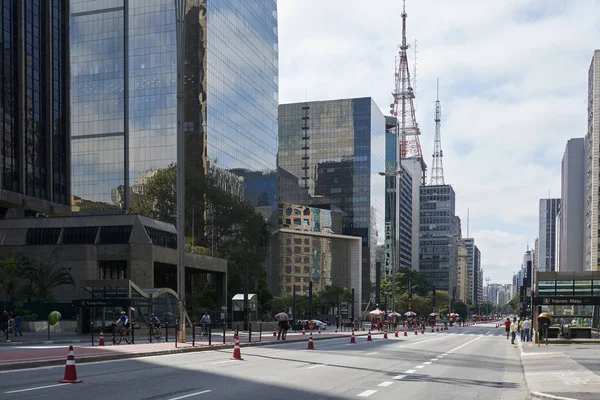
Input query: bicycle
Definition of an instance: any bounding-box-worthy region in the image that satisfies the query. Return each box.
[113,323,132,345]
[148,324,161,343]
[198,324,209,339]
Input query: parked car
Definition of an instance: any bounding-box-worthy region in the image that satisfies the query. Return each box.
[298,319,328,330]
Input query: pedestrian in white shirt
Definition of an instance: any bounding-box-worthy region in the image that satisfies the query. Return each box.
[522,318,531,342]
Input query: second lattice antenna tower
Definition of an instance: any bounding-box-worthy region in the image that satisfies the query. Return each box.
[429,78,445,185]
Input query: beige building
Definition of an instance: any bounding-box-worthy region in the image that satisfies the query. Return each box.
[585,50,600,271]
[456,241,470,303]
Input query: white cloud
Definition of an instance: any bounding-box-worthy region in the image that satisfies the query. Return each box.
[278,0,600,284]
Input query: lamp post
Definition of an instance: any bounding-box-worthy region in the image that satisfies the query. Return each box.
[174,0,186,342]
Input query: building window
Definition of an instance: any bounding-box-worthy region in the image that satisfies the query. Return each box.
[62,227,98,245]
[98,225,132,244]
[26,228,61,245]
[145,227,177,249]
[98,261,127,279]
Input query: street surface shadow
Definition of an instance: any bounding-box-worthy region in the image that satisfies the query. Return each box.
[401,373,519,389]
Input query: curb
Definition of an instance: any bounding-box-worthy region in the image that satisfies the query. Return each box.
[530,391,581,400]
[0,339,86,347]
[0,333,375,371]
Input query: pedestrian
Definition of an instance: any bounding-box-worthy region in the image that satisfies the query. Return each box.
[1,311,8,342]
[275,309,289,340]
[504,317,511,339]
[510,317,518,345]
[523,317,531,342]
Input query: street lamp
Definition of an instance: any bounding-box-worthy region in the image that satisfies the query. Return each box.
[379,169,404,313]
[174,0,186,342]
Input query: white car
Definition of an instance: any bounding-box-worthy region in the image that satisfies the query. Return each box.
[299,319,328,330]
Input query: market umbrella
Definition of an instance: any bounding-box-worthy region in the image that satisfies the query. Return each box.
[404,311,417,317]
[388,312,402,319]
[429,312,438,317]
[369,308,384,316]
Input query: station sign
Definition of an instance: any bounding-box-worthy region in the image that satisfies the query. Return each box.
[533,297,600,306]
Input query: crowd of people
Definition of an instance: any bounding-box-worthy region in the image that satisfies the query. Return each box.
[504,316,532,344]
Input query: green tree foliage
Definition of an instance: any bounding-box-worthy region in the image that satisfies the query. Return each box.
[20,257,75,302]
[508,293,520,314]
[130,164,273,312]
[453,300,468,318]
[0,252,26,301]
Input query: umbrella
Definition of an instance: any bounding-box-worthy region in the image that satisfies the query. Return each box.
[369,308,384,316]
[450,313,459,317]
[429,312,438,317]
[388,312,402,318]
[404,311,417,317]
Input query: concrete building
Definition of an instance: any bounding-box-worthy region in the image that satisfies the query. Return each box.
[0,214,227,309]
[463,238,481,305]
[539,199,560,272]
[456,241,469,303]
[559,138,585,272]
[269,203,362,315]
[69,0,279,223]
[585,50,600,271]
[0,1,71,217]
[278,98,385,309]
[556,208,561,272]
[419,185,460,294]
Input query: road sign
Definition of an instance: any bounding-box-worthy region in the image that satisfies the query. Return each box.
[533,297,600,306]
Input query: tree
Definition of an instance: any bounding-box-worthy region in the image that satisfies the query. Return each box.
[0,252,25,303]
[508,293,520,314]
[20,257,75,302]
[129,167,176,224]
[453,300,468,318]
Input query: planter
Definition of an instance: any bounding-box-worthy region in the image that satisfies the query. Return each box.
[546,327,560,338]
[568,327,591,339]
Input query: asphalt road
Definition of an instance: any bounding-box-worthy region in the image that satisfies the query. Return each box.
[0,323,527,400]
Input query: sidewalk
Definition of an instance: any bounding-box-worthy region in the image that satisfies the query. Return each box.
[0,330,370,371]
[519,337,600,400]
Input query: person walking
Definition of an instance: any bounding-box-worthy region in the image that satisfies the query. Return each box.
[504,317,511,339]
[13,313,22,337]
[275,309,289,340]
[523,317,531,342]
[510,317,518,345]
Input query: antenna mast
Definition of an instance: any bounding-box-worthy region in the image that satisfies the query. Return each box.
[467,208,470,237]
[390,0,424,181]
[429,78,445,185]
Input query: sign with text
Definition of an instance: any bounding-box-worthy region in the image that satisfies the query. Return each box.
[533,297,600,306]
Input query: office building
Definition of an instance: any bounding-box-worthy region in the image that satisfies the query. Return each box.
[555,208,561,271]
[539,198,560,272]
[419,185,460,294]
[559,138,585,272]
[69,0,279,224]
[0,1,71,217]
[269,203,361,315]
[456,241,469,303]
[463,238,482,305]
[278,98,386,308]
[585,50,600,271]
[384,116,414,275]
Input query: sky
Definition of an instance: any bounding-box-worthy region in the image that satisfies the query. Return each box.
[277,0,600,284]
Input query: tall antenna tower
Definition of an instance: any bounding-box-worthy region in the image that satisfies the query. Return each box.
[390,0,424,181]
[430,78,445,185]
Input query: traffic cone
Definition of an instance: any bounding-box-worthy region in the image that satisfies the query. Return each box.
[404,327,408,336]
[98,330,105,346]
[231,337,243,360]
[58,346,82,383]
[273,328,276,337]
[431,326,434,333]
[367,330,372,342]
[335,328,338,333]
[421,326,425,334]
[414,329,418,335]
[318,327,321,334]
[302,327,306,335]
[395,327,399,337]
[350,330,356,344]
[383,331,388,339]
[307,333,315,350]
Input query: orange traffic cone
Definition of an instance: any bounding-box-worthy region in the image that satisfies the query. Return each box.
[404,327,408,336]
[367,330,372,342]
[231,337,243,360]
[383,330,388,339]
[421,326,425,334]
[58,346,82,383]
[318,327,321,334]
[350,330,356,344]
[395,327,399,337]
[98,330,105,346]
[302,327,306,335]
[414,329,418,335]
[307,333,315,350]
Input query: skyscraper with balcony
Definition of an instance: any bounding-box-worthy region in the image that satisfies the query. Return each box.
[69,0,278,220]
[539,198,560,272]
[0,0,71,217]
[278,98,385,308]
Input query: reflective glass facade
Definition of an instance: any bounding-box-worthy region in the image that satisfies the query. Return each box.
[0,0,70,214]
[69,0,278,214]
[419,185,459,293]
[278,98,386,307]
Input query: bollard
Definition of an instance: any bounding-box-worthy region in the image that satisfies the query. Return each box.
[249,322,252,343]
[47,317,50,341]
[175,318,178,348]
[208,324,212,346]
[165,323,169,343]
[192,324,195,347]
[222,324,226,344]
[91,321,94,347]
[259,322,262,342]
[149,323,153,343]
[112,323,116,345]
[131,320,135,344]
[236,323,239,339]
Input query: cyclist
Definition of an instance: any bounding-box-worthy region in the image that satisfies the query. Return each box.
[150,313,161,328]
[199,312,211,337]
[115,311,130,334]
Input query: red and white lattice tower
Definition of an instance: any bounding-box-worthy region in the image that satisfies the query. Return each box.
[390,0,423,164]
[429,78,445,185]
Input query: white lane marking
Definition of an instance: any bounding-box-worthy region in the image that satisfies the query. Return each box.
[415,365,425,369]
[5,383,70,394]
[357,390,377,397]
[378,381,394,387]
[393,375,406,380]
[366,352,378,355]
[486,331,491,335]
[396,336,450,348]
[168,390,212,400]
[423,361,432,365]
[405,369,417,373]
[307,364,326,369]
[430,358,438,361]
[442,353,449,356]
[437,356,444,358]
[211,360,236,365]
[530,392,579,400]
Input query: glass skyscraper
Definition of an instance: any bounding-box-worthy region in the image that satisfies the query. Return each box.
[69,0,278,215]
[278,98,386,308]
[0,0,70,217]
